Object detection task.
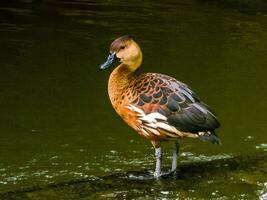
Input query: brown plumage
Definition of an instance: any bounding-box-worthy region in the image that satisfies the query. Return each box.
[100,35,221,177]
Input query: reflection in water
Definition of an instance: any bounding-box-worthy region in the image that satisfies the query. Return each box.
[0,0,267,198]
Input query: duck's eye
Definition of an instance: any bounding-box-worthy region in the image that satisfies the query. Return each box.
[120,46,125,50]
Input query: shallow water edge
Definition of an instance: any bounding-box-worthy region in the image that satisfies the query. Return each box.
[1,152,266,200]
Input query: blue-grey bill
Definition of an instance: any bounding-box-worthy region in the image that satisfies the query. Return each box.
[99,52,119,70]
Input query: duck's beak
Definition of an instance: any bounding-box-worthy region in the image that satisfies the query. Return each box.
[99,52,119,70]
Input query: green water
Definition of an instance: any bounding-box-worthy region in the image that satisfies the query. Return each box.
[0,0,267,199]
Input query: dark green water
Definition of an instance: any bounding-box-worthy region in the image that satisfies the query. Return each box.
[0,0,267,199]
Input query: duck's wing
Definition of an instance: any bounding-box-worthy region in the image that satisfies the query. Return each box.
[128,73,220,144]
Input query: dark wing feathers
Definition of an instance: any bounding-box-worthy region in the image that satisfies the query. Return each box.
[130,73,220,134]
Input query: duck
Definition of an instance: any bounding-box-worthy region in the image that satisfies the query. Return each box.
[99,35,220,178]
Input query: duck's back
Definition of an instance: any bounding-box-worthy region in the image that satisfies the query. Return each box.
[123,73,221,143]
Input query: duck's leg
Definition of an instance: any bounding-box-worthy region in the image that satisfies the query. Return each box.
[171,141,179,172]
[154,147,162,178]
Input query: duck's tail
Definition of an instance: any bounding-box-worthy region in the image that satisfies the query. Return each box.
[198,130,221,145]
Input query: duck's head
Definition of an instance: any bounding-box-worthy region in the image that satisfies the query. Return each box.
[100,35,142,71]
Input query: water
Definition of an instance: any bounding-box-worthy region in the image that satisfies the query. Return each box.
[0,0,267,199]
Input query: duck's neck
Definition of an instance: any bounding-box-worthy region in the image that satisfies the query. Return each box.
[108,64,137,106]
[108,45,142,107]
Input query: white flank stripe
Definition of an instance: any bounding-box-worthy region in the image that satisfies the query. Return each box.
[145,123,158,129]
[156,122,177,133]
[136,119,142,124]
[141,128,150,136]
[140,112,167,124]
[144,127,161,136]
[147,112,167,121]
[127,105,144,115]
[127,104,183,138]
[140,115,156,123]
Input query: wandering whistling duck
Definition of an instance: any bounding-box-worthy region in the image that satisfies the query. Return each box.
[100,35,221,178]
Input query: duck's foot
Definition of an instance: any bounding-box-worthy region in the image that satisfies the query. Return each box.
[153,169,176,178]
[153,171,161,178]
